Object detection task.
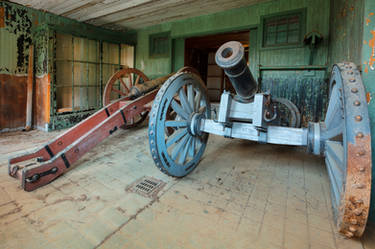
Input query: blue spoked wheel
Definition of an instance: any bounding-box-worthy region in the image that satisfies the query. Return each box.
[322,62,371,238]
[148,72,211,177]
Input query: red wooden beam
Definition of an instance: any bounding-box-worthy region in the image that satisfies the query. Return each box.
[8,90,157,191]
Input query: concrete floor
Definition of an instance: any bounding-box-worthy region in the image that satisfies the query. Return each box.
[1,126,375,249]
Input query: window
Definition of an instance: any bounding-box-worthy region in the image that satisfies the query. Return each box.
[262,10,305,48]
[56,34,100,112]
[55,33,134,113]
[149,32,170,58]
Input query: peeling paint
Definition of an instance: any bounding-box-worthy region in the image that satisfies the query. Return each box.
[367,30,375,70]
[0,7,4,28]
[366,13,374,26]
[363,11,375,72]
[366,92,372,104]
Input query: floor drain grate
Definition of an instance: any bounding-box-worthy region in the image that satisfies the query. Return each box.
[127,176,166,198]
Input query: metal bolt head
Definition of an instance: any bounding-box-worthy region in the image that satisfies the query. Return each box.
[353,100,361,106]
[345,231,354,238]
[359,166,365,172]
[356,199,364,204]
[351,88,358,93]
[356,150,365,156]
[349,78,356,83]
[355,115,362,122]
[353,183,365,189]
[350,218,358,225]
[353,208,362,216]
[356,132,364,138]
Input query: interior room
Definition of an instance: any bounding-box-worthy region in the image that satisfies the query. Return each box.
[1,0,375,248]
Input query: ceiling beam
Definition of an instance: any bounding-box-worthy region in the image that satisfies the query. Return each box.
[67,0,154,22]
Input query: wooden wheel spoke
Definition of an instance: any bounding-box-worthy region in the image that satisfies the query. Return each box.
[188,137,196,157]
[178,136,192,165]
[178,88,193,114]
[171,99,189,120]
[119,77,130,93]
[194,91,201,112]
[128,74,133,86]
[166,129,188,148]
[135,75,141,85]
[171,134,189,161]
[165,120,188,128]
[187,85,194,111]
[111,87,127,96]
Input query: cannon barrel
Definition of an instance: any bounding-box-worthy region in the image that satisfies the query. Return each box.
[215,41,257,101]
[129,73,174,99]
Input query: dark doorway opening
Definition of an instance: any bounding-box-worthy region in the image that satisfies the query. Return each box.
[185,31,250,101]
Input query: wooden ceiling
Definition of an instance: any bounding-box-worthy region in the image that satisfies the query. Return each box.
[11,0,269,30]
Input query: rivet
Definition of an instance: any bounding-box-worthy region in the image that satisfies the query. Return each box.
[149,130,154,135]
[348,71,354,75]
[359,166,365,172]
[345,231,354,238]
[57,141,63,145]
[349,78,356,82]
[349,226,357,232]
[356,132,364,138]
[355,115,362,121]
[351,88,358,93]
[350,218,358,225]
[353,100,361,106]
[356,199,364,204]
[356,151,365,156]
[353,208,362,216]
[353,183,365,189]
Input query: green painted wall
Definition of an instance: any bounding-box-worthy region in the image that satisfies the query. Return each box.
[135,0,330,78]
[0,1,136,130]
[362,0,375,222]
[135,0,331,126]
[328,0,364,68]
[0,1,136,76]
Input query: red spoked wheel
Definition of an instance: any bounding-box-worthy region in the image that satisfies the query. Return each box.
[103,68,150,128]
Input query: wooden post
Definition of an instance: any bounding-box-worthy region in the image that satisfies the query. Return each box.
[25,44,34,131]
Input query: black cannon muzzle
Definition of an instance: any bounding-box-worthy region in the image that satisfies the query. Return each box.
[215,41,257,101]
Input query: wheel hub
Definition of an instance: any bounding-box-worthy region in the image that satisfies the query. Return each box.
[189,112,204,136]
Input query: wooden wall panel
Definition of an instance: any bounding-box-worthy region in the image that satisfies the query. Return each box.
[0,74,27,130]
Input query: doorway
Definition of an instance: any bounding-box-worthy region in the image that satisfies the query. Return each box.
[184,31,250,102]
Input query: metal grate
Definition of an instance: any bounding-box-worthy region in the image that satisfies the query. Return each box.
[127,176,166,198]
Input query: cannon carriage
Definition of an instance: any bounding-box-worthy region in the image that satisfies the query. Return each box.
[148,41,372,238]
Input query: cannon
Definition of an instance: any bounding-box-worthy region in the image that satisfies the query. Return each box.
[8,67,193,191]
[148,41,372,238]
